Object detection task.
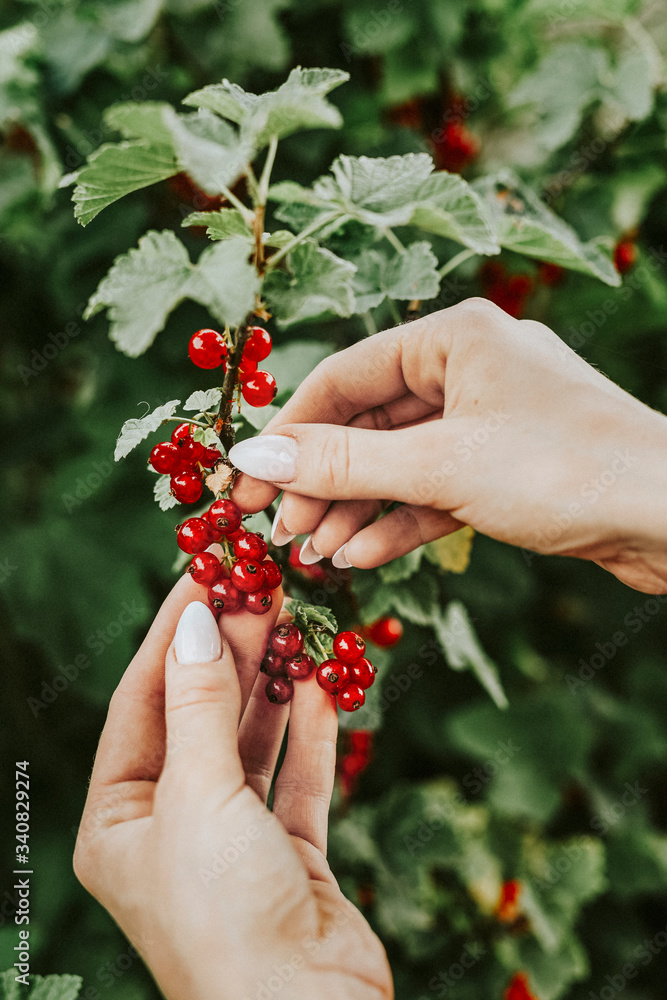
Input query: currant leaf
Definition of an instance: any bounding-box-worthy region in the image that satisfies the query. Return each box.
[114,400,181,461]
[161,107,255,194]
[72,140,178,226]
[285,599,338,636]
[104,101,176,144]
[186,237,261,329]
[153,474,179,511]
[184,388,222,412]
[432,600,508,709]
[424,526,475,574]
[181,208,251,240]
[263,239,356,326]
[352,241,440,312]
[0,969,84,999]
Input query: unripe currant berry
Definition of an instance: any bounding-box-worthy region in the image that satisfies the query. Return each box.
[150,441,180,474]
[244,588,273,615]
[188,328,228,369]
[285,653,316,680]
[188,552,222,586]
[337,684,366,712]
[230,558,266,593]
[233,531,268,562]
[260,650,285,677]
[269,623,304,658]
[243,327,272,363]
[348,657,376,690]
[176,518,215,554]
[170,471,203,504]
[208,577,242,613]
[208,498,242,533]
[241,371,277,407]
[265,676,293,705]
[333,631,365,664]
[261,560,282,590]
[316,659,350,695]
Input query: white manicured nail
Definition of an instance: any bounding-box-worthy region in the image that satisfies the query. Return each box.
[175,602,222,665]
[299,535,323,565]
[228,435,297,483]
[271,500,295,546]
[332,545,352,570]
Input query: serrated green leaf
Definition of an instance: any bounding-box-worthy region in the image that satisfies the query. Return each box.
[0,970,83,1000]
[114,399,181,460]
[181,207,251,240]
[73,141,178,226]
[264,239,356,326]
[153,473,179,510]
[285,599,338,636]
[432,601,508,708]
[187,236,261,328]
[98,0,162,43]
[104,101,176,144]
[378,548,423,583]
[388,574,439,625]
[408,173,499,254]
[162,107,254,194]
[184,388,222,412]
[352,241,441,310]
[424,526,475,574]
[474,170,620,286]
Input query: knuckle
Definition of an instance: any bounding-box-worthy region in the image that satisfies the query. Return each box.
[319,431,352,495]
[454,295,508,322]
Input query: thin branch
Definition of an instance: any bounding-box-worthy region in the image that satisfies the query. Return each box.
[265,211,345,270]
[216,322,252,453]
[219,182,254,225]
[439,247,477,278]
[258,135,279,204]
[383,228,406,254]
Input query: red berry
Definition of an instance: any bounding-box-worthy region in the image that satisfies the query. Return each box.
[241,371,277,407]
[262,560,282,590]
[176,517,215,554]
[208,498,242,534]
[367,616,403,648]
[285,653,316,680]
[504,972,538,1000]
[201,447,222,468]
[269,623,304,658]
[225,526,245,542]
[349,657,376,690]
[239,357,258,377]
[208,577,242,613]
[337,684,366,712]
[171,422,194,444]
[233,531,268,562]
[175,435,202,464]
[188,328,228,369]
[316,659,350,695]
[188,552,222,586]
[333,631,365,664]
[538,262,565,287]
[260,650,285,677]
[243,327,272,363]
[149,442,180,474]
[614,238,636,274]
[265,676,293,705]
[170,471,203,504]
[230,558,266,593]
[244,588,273,614]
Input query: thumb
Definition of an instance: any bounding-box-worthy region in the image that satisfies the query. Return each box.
[162,601,244,798]
[228,420,469,506]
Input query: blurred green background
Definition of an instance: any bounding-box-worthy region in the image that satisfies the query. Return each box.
[2,0,667,997]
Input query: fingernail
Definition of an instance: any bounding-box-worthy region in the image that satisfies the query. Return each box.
[175,601,222,665]
[299,535,323,565]
[271,500,295,546]
[228,435,297,483]
[332,545,352,570]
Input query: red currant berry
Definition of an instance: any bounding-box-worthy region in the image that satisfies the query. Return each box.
[170,471,203,504]
[171,422,194,444]
[337,684,366,712]
[244,588,273,615]
[333,631,365,664]
[188,552,222,586]
[260,650,285,677]
[285,653,316,680]
[201,447,222,468]
[367,616,403,648]
[614,238,636,274]
[233,531,268,562]
[230,558,266,593]
[188,328,228,370]
[262,560,282,590]
[176,518,215,554]
[265,676,293,705]
[316,659,350,695]
[244,327,272,363]
[348,657,375,690]
[239,357,258,377]
[150,441,180,474]
[269,623,304,658]
[241,371,277,407]
[208,578,242,613]
[225,526,245,542]
[208,498,242,534]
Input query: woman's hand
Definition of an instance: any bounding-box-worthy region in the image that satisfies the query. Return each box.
[229,298,667,593]
[74,569,392,1000]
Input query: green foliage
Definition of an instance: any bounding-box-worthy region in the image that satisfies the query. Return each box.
[0,971,82,999]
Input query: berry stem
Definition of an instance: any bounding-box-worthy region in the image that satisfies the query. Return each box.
[438,247,477,278]
[216,322,253,452]
[265,211,346,270]
[310,632,329,661]
[383,227,406,254]
[258,135,279,204]
[217,183,255,225]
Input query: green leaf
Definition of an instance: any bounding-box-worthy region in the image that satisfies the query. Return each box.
[408,173,499,254]
[181,207,251,240]
[352,241,441,310]
[187,236,261,328]
[388,574,439,625]
[97,0,163,43]
[104,101,177,144]
[378,548,423,583]
[184,388,222,412]
[72,140,178,226]
[153,474,179,511]
[0,970,83,999]
[0,22,40,124]
[264,340,335,392]
[432,601,508,709]
[162,107,254,194]
[114,399,181,460]
[284,599,338,636]
[474,170,620,286]
[263,239,356,326]
[184,66,349,149]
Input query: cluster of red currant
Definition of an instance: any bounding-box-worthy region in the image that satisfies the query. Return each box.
[175,497,283,616]
[188,325,277,408]
[261,625,376,712]
[149,422,221,504]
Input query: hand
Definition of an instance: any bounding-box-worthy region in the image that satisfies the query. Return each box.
[73,570,392,1000]
[230,298,667,593]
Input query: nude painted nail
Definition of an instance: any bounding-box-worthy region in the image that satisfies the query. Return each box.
[331,545,352,570]
[299,535,323,565]
[271,500,296,547]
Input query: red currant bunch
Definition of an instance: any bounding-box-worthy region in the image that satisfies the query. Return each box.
[149,422,222,505]
[240,327,277,408]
